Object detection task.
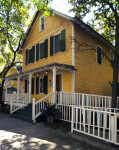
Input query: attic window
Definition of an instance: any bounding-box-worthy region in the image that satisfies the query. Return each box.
[40,16,45,31]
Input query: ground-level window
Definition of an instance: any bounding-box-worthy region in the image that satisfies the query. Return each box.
[36,76,48,94]
[39,77,44,93]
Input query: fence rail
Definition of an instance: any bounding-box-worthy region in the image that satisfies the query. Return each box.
[57,92,119,108]
[71,106,119,145]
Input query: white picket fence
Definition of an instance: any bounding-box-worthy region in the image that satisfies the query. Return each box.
[10,93,30,114]
[71,106,119,145]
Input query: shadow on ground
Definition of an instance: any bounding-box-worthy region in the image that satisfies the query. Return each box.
[0,113,98,150]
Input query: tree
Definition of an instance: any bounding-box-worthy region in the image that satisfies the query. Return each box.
[69,0,119,108]
[0,0,32,104]
[0,0,52,105]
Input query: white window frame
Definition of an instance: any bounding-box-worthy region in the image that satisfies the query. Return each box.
[96,45,102,65]
[39,76,44,94]
[40,16,45,32]
[53,31,62,54]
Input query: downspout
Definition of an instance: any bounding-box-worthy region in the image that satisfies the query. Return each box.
[72,22,75,93]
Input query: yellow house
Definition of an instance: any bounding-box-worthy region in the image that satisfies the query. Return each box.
[4,10,114,121]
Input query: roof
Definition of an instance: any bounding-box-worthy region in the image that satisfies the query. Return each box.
[3,87,17,91]
[4,63,77,80]
[18,10,114,53]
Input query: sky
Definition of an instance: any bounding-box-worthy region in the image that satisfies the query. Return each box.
[30,0,93,22]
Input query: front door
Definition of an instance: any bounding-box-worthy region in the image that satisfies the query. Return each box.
[56,74,62,92]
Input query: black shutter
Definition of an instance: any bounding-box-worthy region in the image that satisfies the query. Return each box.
[97,46,102,64]
[61,29,66,51]
[25,80,27,93]
[50,36,54,56]
[44,39,48,58]
[28,48,32,63]
[31,78,34,95]
[32,46,35,62]
[36,77,39,94]
[26,50,28,65]
[44,76,48,94]
[36,43,39,61]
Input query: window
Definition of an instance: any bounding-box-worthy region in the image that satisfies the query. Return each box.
[39,77,44,93]
[97,46,102,64]
[11,80,14,85]
[26,46,35,65]
[36,76,48,94]
[40,16,45,31]
[36,39,48,61]
[50,29,66,56]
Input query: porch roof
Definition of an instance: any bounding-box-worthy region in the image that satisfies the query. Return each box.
[4,62,77,80]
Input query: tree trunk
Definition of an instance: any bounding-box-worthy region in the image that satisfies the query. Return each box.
[111,17,119,108]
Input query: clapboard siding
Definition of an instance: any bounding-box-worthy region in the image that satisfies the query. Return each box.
[23,14,72,72]
[75,25,113,96]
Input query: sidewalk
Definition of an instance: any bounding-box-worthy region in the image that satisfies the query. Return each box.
[0,113,97,150]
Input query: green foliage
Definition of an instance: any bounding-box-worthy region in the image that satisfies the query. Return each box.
[69,0,119,43]
[39,103,61,122]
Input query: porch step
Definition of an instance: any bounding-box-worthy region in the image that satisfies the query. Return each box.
[11,104,33,123]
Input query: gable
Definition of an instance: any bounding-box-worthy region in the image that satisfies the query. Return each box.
[24,12,69,49]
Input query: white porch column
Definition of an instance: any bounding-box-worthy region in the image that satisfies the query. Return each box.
[17,77,20,99]
[52,67,57,93]
[5,79,8,101]
[52,67,57,103]
[72,71,75,93]
[29,74,32,103]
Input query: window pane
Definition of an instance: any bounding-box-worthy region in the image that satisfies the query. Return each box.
[40,17,44,31]
[40,42,45,58]
[40,78,44,93]
[55,34,61,53]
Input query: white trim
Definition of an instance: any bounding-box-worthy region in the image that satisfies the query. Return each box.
[96,45,102,65]
[72,22,75,66]
[24,23,70,50]
[56,72,63,91]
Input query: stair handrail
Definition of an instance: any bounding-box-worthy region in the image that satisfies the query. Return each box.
[32,92,55,123]
[10,93,30,114]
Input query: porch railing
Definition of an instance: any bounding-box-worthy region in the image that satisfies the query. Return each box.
[10,93,30,114]
[32,92,55,123]
[5,93,26,103]
[71,106,119,145]
[57,92,119,108]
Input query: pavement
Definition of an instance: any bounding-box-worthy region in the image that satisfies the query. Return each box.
[0,113,99,150]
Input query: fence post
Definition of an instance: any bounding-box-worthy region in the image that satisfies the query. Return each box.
[71,106,74,132]
[60,91,63,104]
[10,99,12,114]
[32,98,36,123]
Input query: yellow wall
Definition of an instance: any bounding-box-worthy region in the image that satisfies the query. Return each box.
[23,13,72,72]
[75,25,113,96]
[4,67,19,89]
